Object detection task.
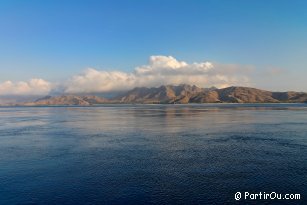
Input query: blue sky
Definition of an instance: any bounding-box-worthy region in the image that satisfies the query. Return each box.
[0,0,307,94]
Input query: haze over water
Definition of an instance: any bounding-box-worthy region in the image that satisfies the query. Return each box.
[0,104,306,204]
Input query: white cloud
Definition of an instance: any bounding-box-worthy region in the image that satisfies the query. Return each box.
[0,78,52,95]
[0,55,252,95]
[64,68,137,93]
[65,55,251,93]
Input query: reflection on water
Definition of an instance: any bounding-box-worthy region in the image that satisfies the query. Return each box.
[0,104,306,204]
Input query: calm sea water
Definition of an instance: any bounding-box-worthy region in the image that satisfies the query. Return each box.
[0,104,306,204]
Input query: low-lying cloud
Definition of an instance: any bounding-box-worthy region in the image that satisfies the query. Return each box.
[0,78,52,95]
[0,55,252,95]
[64,55,251,93]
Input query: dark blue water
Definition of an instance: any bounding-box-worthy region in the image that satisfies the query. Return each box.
[0,104,306,204]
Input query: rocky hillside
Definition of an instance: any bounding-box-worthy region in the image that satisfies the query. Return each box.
[15,85,307,105]
[115,84,216,103]
[22,95,109,106]
[190,87,302,103]
[216,87,307,103]
[116,85,307,104]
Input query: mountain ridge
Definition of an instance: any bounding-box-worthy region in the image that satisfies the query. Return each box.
[7,84,307,105]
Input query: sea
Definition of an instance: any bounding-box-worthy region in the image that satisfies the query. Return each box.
[0,104,306,204]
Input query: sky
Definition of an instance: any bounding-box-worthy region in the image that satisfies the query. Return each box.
[0,0,307,95]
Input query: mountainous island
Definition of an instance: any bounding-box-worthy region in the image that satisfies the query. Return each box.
[9,84,307,106]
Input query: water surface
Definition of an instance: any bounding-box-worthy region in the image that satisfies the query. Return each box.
[0,104,306,204]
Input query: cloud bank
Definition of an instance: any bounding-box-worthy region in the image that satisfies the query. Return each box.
[64,55,250,93]
[0,78,52,95]
[0,55,252,95]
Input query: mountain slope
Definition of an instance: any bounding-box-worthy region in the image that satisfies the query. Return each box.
[22,95,109,106]
[116,85,307,103]
[14,85,307,105]
[191,86,307,103]
[115,84,216,103]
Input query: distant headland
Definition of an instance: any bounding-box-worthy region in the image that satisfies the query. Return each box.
[1,84,305,106]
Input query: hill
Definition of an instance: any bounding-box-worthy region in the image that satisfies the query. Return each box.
[21,95,109,106]
[13,85,307,105]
